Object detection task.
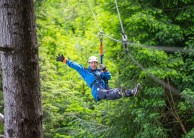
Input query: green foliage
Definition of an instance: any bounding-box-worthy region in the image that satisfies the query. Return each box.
[184,128,194,138]
[34,0,194,137]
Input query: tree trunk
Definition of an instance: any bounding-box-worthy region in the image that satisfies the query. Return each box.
[0,0,43,138]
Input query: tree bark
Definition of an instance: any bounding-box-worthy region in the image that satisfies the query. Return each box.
[0,0,43,138]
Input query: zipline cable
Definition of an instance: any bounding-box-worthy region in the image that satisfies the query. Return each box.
[86,0,122,43]
[86,0,190,54]
[127,52,180,95]
[103,34,122,43]
[86,0,104,64]
[86,0,184,95]
[114,0,125,35]
[103,33,192,53]
[114,0,129,54]
[114,0,180,95]
[86,0,102,32]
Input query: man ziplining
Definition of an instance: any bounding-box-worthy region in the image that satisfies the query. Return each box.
[56,54,141,102]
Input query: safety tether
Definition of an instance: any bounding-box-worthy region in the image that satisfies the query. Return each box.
[99,31,104,64]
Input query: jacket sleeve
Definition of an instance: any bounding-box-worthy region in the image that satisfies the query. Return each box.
[102,70,111,80]
[66,60,96,87]
[66,60,86,77]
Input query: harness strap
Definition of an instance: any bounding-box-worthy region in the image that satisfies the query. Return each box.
[85,68,109,89]
[90,80,100,88]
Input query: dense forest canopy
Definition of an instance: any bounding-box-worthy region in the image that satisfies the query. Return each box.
[0,0,193,137]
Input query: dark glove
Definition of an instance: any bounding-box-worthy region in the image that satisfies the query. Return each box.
[100,64,106,71]
[56,54,65,62]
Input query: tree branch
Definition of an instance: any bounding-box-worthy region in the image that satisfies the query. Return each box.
[167,80,187,134]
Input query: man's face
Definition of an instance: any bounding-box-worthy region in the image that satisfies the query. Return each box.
[89,61,98,70]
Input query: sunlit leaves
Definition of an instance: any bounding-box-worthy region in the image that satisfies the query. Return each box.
[34,0,194,137]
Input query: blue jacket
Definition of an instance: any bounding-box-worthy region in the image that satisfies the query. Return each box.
[66,60,111,101]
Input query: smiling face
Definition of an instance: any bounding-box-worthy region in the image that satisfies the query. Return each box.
[89,61,98,70]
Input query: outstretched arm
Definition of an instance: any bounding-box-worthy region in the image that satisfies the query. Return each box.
[66,60,85,73]
[56,54,86,76]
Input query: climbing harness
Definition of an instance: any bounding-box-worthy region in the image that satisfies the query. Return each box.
[85,68,109,89]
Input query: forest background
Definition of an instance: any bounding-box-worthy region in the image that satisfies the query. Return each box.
[0,0,194,137]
